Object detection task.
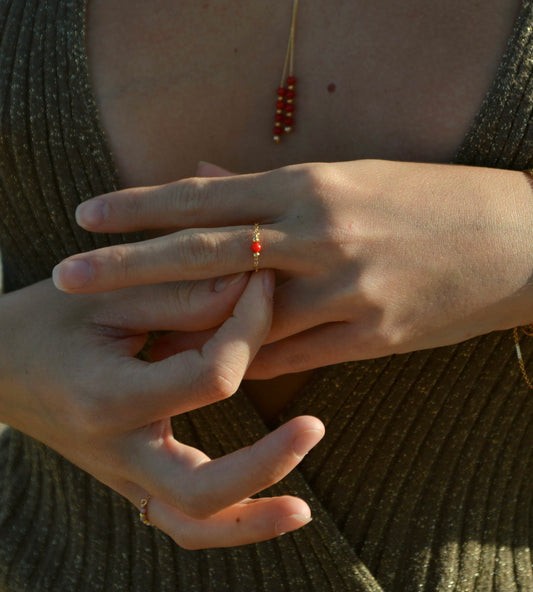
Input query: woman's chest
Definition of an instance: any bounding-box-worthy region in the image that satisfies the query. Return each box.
[87,0,522,187]
[85,0,523,420]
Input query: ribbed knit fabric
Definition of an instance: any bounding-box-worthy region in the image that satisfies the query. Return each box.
[2,0,533,590]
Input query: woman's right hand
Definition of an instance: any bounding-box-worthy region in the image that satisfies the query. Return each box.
[0,271,324,549]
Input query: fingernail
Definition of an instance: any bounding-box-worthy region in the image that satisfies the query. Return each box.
[214,272,246,292]
[76,199,108,227]
[291,429,324,459]
[275,514,312,536]
[263,270,275,299]
[196,160,216,176]
[52,259,93,290]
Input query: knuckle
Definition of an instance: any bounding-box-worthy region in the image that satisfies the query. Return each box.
[277,163,348,272]
[169,281,195,315]
[174,178,211,218]
[123,189,147,221]
[283,162,331,196]
[108,245,134,281]
[191,358,244,407]
[179,231,221,270]
[205,361,243,401]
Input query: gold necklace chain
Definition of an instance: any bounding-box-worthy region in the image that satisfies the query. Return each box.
[272,0,299,143]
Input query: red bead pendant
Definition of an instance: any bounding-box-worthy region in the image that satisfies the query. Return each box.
[272,0,299,143]
[272,76,297,143]
[251,241,262,253]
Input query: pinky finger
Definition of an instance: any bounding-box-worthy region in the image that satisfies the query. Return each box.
[122,482,312,549]
[155,496,312,550]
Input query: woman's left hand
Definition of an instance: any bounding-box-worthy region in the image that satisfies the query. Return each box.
[53,160,533,378]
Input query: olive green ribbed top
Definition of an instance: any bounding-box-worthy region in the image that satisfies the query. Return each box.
[2,1,533,591]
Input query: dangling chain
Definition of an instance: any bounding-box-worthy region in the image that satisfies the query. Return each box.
[273,0,299,143]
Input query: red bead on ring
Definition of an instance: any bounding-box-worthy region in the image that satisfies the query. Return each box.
[252,223,262,272]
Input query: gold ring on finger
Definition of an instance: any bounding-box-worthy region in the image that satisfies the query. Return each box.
[251,223,262,272]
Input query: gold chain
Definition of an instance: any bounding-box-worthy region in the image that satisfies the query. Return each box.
[513,325,533,390]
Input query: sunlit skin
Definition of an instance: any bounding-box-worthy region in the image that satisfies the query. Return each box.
[2,0,531,551]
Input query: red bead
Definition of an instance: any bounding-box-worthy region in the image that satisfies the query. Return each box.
[274,126,283,135]
[251,241,262,253]
[284,116,293,126]
[285,104,295,113]
[287,76,296,85]
[277,87,286,96]
[275,114,283,122]
[276,100,285,110]
[286,90,295,99]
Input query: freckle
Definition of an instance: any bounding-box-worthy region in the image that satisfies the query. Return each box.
[236,517,241,523]
[327,83,337,93]
[234,47,239,54]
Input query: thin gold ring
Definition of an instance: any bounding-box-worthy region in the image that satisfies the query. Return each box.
[139,495,152,526]
[251,223,262,272]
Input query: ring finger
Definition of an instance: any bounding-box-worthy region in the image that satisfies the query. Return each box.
[53,225,296,293]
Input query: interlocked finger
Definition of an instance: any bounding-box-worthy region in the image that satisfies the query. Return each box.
[143,496,312,550]
[75,169,287,233]
[105,271,274,428]
[119,478,313,550]
[246,321,386,379]
[267,275,362,343]
[53,226,291,294]
[100,275,249,333]
[124,415,324,520]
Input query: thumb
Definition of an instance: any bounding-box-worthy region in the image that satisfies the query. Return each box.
[196,161,236,177]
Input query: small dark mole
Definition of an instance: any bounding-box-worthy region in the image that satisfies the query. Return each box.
[327,83,337,93]
[236,517,241,523]
[234,48,239,54]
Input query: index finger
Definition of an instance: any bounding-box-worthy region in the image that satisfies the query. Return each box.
[75,168,289,233]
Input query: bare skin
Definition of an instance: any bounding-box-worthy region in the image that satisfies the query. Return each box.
[5,0,530,552]
[86,0,520,183]
[85,0,523,418]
